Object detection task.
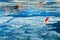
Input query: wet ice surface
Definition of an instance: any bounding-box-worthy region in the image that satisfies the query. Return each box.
[0,16,60,40]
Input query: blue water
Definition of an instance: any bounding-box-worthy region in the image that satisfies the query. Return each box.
[0,16,59,40]
[0,9,60,40]
[0,1,60,40]
[0,0,12,2]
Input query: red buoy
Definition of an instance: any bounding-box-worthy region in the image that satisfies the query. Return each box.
[45,17,49,24]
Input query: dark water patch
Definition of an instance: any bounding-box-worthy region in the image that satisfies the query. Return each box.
[47,21,60,33]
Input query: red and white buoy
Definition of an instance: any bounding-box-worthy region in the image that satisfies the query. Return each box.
[45,17,49,25]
